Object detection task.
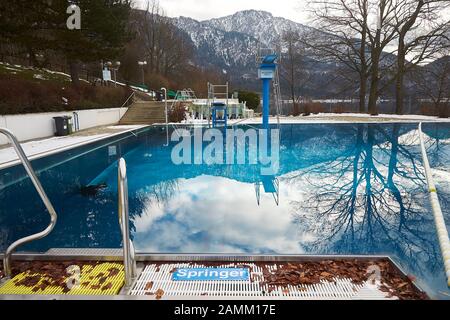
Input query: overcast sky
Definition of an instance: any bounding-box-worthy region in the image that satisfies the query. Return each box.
[133,0,310,23]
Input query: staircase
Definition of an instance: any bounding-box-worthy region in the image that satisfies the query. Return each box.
[119,101,166,125]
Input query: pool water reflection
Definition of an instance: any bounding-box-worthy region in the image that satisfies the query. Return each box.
[0,123,449,298]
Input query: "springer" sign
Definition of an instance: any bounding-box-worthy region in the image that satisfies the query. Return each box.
[172,268,250,281]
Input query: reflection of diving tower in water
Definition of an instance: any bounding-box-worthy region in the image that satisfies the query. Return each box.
[255,176,280,206]
[207,82,229,128]
[254,44,282,206]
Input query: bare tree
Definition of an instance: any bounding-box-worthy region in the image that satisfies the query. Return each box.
[392,0,450,115]
[365,0,401,115]
[412,50,450,117]
[306,0,371,113]
[281,30,310,115]
[130,0,194,86]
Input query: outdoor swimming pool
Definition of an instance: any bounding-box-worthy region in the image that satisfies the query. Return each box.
[0,123,449,298]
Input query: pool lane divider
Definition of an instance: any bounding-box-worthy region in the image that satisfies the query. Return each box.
[418,123,450,287]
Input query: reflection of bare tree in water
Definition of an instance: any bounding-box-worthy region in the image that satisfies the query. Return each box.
[422,124,450,218]
[291,124,439,273]
[128,179,180,234]
[422,124,450,170]
[144,179,180,206]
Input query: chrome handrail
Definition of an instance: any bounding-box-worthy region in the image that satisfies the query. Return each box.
[161,87,169,147]
[418,123,450,287]
[120,91,136,109]
[117,158,137,290]
[0,128,58,278]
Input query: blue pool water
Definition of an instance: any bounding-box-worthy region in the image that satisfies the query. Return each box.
[0,123,449,298]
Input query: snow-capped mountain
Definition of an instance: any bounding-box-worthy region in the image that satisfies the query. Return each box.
[171,10,340,96]
[173,16,259,70]
[172,10,314,68]
[205,10,313,47]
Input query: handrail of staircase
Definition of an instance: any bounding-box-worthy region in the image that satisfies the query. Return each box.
[120,91,136,109]
[0,128,58,278]
[118,158,137,290]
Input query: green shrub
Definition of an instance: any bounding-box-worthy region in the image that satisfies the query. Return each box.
[238,91,260,110]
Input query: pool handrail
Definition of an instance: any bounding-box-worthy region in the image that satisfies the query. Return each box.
[161,87,169,146]
[118,158,137,290]
[0,128,58,278]
[418,123,450,287]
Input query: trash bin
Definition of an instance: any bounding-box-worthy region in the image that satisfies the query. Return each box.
[53,116,72,136]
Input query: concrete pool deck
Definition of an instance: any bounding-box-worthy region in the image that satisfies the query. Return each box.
[0,113,449,169]
[0,125,148,169]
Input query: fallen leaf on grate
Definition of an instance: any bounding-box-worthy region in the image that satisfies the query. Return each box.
[145,282,154,291]
[155,289,164,300]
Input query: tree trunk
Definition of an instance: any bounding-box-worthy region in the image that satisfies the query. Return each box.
[368,57,380,116]
[359,4,368,114]
[359,74,366,113]
[27,47,38,67]
[69,60,80,86]
[395,47,405,115]
[368,38,381,116]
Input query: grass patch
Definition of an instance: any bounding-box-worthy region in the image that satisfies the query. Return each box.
[0,64,132,115]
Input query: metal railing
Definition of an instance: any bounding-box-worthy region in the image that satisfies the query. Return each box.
[72,112,80,132]
[207,82,229,128]
[161,87,169,146]
[120,91,136,109]
[418,123,450,287]
[119,91,136,119]
[117,158,137,290]
[0,128,58,278]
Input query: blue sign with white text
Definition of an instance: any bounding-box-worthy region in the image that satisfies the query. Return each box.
[172,268,250,281]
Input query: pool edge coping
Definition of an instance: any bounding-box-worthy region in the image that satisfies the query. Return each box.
[0,125,150,171]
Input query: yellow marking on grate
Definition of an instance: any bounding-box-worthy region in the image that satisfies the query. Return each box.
[0,263,125,295]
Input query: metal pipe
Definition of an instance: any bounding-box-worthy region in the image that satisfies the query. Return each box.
[0,128,58,278]
[118,158,137,289]
[161,87,169,146]
[418,123,450,287]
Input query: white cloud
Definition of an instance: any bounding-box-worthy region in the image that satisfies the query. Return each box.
[133,0,310,24]
[132,175,310,253]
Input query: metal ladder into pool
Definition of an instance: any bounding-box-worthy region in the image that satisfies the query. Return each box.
[0,128,58,279]
[0,128,137,291]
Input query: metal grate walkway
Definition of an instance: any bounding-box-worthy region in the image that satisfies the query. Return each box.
[129,263,394,300]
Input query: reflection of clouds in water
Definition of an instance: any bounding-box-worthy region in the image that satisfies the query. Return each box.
[132,175,308,253]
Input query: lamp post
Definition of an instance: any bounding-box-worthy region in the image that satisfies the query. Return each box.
[100,60,116,86]
[138,61,147,88]
[108,61,121,87]
[106,61,112,86]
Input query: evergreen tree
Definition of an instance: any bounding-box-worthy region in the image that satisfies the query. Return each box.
[0,0,132,85]
[52,0,133,85]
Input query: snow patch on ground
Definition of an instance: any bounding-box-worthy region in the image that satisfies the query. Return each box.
[33,74,48,80]
[0,135,109,168]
